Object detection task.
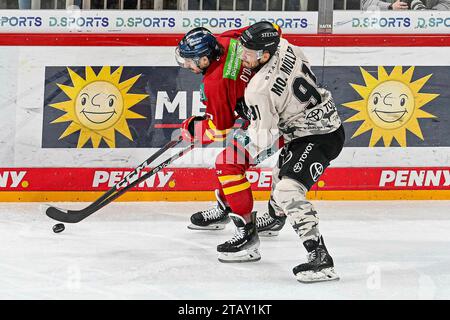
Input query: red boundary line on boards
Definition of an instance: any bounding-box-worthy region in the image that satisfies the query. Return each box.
[1,167,449,192]
[0,33,450,46]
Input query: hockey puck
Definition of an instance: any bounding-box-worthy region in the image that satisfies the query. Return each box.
[52,223,65,233]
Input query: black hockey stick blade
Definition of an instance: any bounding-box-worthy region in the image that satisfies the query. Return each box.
[43,204,94,224]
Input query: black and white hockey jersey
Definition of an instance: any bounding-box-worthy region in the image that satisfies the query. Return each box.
[243,38,342,158]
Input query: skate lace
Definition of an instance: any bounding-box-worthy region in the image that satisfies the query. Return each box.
[307,248,326,263]
[256,212,275,228]
[307,250,318,263]
[202,206,223,221]
[227,226,246,244]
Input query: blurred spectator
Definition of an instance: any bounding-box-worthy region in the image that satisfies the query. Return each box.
[362,0,450,10]
[19,0,82,9]
[74,0,82,8]
[68,0,82,9]
[336,0,362,9]
[91,0,116,8]
[124,0,137,9]
[18,0,31,9]
[91,0,156,9]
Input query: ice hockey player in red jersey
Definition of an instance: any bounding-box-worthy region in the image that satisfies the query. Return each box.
[175,27,286,262]
[237,21,345,282]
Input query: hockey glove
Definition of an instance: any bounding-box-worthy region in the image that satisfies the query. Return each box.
[181,115,207,143]
[235,97,251,121]
[181,116,230,145]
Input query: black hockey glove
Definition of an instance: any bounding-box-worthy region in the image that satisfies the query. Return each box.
[234,97,251,121]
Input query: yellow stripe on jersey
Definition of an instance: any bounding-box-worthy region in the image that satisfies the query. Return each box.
[218,174,245,184]
[207,120,229,134]
[205,129,216,141]
[223,181,251,195]
[205,120,230,142]
[206,130,227,142]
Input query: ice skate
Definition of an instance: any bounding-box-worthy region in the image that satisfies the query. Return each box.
[293,236,339,283]
[188,190,231,230]
[217,212,260,263]
[256,204,286,237]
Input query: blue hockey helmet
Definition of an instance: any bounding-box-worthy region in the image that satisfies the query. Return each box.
[175,27,221,67]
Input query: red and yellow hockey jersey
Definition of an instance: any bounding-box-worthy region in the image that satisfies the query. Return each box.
[200,28,253,136]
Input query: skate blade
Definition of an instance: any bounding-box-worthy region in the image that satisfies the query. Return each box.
[218,248,261,263]
[295,267,340,283]
[258,230,279,237]
[187,223,226,231]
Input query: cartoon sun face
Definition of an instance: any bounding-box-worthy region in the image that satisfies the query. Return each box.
[367,81,415,129]
[342,66,438,147]
[49,66,147,148]
[75,81,124,130]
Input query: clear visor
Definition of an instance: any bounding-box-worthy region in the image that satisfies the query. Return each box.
[175,47,201,69]
[240,46,264,62]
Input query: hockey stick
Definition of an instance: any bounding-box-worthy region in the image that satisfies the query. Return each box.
[45,136,194,223]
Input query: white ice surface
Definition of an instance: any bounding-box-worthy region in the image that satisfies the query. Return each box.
[0,200,449,300]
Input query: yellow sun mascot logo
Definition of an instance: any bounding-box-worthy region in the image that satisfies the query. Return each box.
[49,66,148,148]
[342,66,439,147]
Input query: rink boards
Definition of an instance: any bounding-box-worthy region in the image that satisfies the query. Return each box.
[0,167,448,201]
[0,32,449,201]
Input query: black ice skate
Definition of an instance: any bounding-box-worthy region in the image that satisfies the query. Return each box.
[293,236,339,283]
[188,189,231,230]
[217,212,260,263]
[256,203,286,237]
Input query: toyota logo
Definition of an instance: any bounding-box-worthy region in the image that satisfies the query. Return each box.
[306,109,324,121]
[293,162,303,173]
[310,162,324,181]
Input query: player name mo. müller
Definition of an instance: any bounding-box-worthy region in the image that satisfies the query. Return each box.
[271,46,297,97]
[279,45,297,76]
